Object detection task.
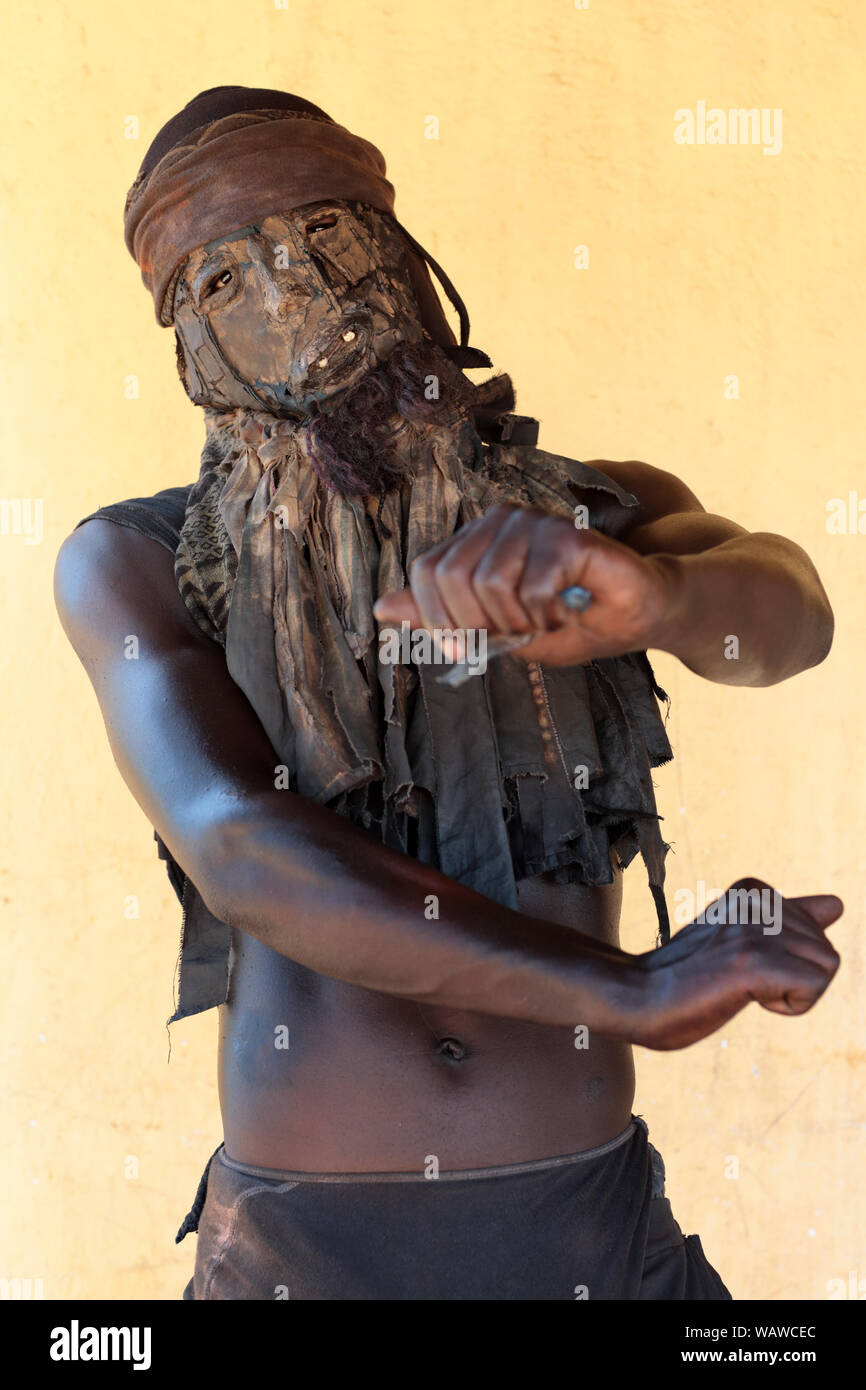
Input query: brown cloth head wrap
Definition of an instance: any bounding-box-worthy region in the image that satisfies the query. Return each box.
[123,85,484,365]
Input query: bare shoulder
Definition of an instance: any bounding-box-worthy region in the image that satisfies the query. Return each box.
[53,517,210,664]
[582,459,707,527]
[52,516,271,890]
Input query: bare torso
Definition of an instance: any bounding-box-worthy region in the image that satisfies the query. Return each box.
[54,446,838,1189]
[218,865,635,1172]
[211,479,636,1171]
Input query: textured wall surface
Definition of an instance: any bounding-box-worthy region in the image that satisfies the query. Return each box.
[2,0,863,1300]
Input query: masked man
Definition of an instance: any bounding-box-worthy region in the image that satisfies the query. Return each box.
[54,86,842,1301]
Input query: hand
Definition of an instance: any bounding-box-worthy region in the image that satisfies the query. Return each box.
[372,503,678,666]
[631,878,843,1050]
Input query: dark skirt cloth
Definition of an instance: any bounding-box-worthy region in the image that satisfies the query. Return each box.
[178,1119,731,1301]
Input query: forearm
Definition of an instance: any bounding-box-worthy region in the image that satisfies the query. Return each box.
[201,790,643,1034]
[647,533,834,686]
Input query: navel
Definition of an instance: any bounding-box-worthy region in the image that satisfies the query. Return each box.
[435,1036,467,1062]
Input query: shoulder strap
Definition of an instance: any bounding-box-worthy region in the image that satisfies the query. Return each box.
[482,443,640,541]
[74,483,193,555]
[516,446,640,509]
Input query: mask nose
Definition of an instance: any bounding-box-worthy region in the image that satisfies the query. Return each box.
[248,237,336,324]
[260,276,316,324]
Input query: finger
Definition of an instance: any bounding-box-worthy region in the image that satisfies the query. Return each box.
[697,895,841,969]
[773,932,840,975]
[750,956,836,1014]
[408,548,460,632]
[760,997,819,1016]
[434,507,528,632]
[373,589,422,624]
[760,983,834,1016]
[705,881,831,940]
[750,901,844,950]
[470,509,539,634]
[518,516,587,630]
[721,880,844,934]
[785,894,845,930]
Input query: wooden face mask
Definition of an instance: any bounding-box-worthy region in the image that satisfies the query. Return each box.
[172,200,427,417]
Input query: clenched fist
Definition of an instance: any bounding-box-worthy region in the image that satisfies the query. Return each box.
[373,503,676,666]
[630,878,843,1050]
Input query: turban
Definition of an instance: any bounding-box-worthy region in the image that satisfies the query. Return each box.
[123,85,486,364]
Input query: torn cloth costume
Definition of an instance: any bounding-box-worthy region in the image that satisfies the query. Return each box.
[102,86,675,1026]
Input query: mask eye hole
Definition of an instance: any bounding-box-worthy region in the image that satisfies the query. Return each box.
[201,267,234,302]
[305,211,338,235]
[191,255,239,311]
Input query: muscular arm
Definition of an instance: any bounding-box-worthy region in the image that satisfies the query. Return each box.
[53,518,840,1048]
[374,459,834,687]
[598,460,835,686]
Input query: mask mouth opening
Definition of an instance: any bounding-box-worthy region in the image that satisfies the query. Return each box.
[301,312,373,390]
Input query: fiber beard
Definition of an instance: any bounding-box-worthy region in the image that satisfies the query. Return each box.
[300,337,477,497]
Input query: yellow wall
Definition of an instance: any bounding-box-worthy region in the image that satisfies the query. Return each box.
[3,0,863,1300]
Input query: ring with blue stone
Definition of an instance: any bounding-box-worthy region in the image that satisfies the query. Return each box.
[559,584,593,612]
